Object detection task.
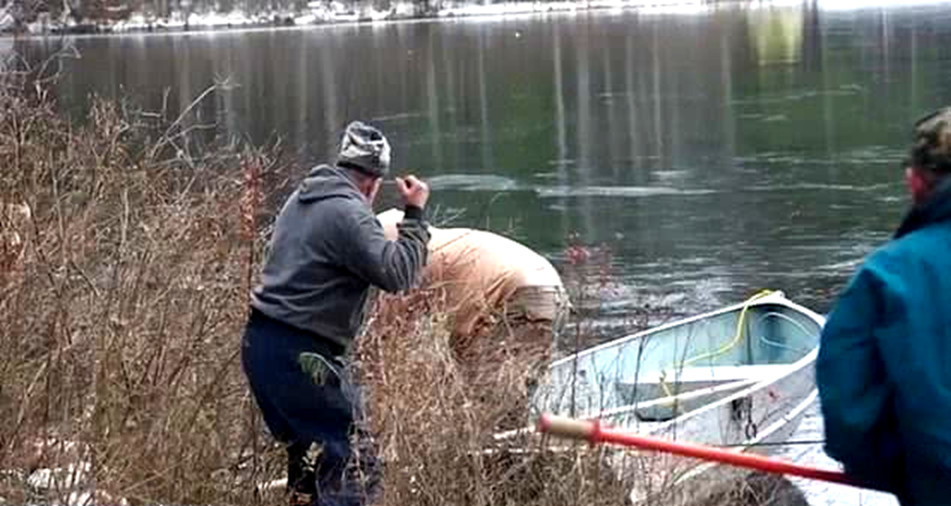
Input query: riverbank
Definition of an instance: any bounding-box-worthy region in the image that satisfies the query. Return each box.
[2,0,748,36]
[4,0,948,39]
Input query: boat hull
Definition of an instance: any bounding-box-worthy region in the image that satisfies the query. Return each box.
[527,291,826,503]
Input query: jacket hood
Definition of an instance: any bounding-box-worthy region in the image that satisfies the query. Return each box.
[895,178,951,239]
[297,164,367,204]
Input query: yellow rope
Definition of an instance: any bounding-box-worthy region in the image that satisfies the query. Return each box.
[655,289,776,409]
[678,289,775,369]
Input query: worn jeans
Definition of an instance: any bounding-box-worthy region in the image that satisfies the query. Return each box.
[241,308,382,506]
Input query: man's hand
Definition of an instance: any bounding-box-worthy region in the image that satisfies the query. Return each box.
[395,175,430,209]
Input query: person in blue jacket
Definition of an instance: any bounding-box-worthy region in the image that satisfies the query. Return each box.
[242,121,431,506]
[817,107,951,504]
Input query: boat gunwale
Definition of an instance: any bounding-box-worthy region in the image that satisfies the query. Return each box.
[646,346,820,436]
[495,377,761,441]
[547,376,760,424]
[516,294,826,439]
[547,291,825,371]
[641,296,825,435]
[564,345,821,432]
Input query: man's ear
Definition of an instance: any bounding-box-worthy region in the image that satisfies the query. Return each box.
[367,178,383,203]
[355,173,381,201]
[906,167,932,202]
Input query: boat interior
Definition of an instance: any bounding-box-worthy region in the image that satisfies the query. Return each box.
[535,300,822,422]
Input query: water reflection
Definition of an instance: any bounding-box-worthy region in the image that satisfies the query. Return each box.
[15,1,951,323]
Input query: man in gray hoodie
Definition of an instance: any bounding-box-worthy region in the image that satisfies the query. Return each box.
[241,121,430,506]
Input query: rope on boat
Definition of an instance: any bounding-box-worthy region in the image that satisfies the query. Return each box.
[679,289,777,368]
[656,289,778,405]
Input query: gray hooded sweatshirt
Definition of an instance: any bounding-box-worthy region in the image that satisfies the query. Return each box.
[250,164,430,351]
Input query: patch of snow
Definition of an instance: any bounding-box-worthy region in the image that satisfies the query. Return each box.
[436,0,710,18]
[156,13,188,30]
[0,469,25,481]
[27,462,90,491]
[26,16,53,34]
[330,1,348,13]
[0,7,14,32]
[52,490,129,506]
[393,1,417,18]
[294,13,319,24]
[296,3,338,23]
[333,11,360,22]
[31,437,82,454]
[257,477,287,491]
[186,10,258,28]
[3,0,852,34]
[112,13,158,31]
[366,6,395,21]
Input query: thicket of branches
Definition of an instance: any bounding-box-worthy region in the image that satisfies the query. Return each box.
[0,50,298,504]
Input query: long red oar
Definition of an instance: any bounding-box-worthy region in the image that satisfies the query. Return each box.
[537,413,870,490]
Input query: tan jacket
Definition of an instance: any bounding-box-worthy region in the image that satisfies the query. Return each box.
[377,208,566,338]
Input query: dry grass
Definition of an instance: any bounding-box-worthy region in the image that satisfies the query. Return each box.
[354,285,810,506]
[355,289,632,506]
[0,56,294,505]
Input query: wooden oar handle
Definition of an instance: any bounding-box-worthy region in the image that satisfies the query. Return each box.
[538,414,596,440]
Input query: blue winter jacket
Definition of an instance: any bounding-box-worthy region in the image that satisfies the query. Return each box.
[817,180,951,504]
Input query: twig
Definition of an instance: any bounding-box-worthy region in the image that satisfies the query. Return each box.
[147,82,223,162]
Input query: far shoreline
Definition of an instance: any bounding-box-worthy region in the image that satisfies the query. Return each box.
[1,0,779,40]
[2,0,942,42]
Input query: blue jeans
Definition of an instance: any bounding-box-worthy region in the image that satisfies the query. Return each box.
[241,309,381,506]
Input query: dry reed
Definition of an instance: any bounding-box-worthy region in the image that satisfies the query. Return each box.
[0,53,293,505]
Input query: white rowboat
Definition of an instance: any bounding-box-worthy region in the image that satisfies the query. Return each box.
[530,290,825,503]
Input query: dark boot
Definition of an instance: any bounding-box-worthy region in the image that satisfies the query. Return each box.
[287,441,319,505]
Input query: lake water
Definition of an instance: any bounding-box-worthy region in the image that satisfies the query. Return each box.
[15,1,951,328]
[10,2,951,503]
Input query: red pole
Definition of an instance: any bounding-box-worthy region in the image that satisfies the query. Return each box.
[537,413,865,489]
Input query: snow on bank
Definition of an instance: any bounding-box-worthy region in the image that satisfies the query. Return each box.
[435,0,712,18]
[8,0,951,35]
[3,460,130,506]
[97,1,402,33]
[109,10,293,32]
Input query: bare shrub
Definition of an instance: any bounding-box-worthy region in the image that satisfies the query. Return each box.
[355,287,632,506]
[0,59,293,504]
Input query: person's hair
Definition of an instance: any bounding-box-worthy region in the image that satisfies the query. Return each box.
[909,107,951,178]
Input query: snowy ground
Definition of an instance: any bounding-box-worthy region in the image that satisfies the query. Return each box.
[777,405,900,506]
[0,402,908,505]
[5,0,716,34]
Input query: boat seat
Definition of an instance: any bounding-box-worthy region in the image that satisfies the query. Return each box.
[620,363,790,387]
[615,364,790,407]
[654,364,790,384]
